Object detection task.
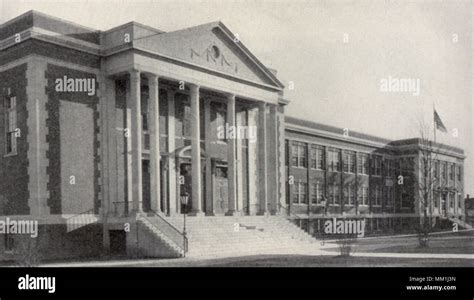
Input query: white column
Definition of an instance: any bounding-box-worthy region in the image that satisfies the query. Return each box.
[129,70,143,213]
[226,94,237,215]
[204,99,214,215]
[167,90,177,215]
[258,102,268,215]
[148,74,161,212]
[189,83,203,216]
[269,104,279,214]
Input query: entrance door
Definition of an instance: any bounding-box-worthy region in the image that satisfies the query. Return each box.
[109,230,126,256]
[213,165,228,214]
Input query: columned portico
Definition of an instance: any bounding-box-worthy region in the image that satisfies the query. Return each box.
[225,93,237,215]
[148,73,161,212]
[129,69,143,213]
[189,83,204,216]
[258,101,268,215]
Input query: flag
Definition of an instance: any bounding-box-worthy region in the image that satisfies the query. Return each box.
[434,109,447,133]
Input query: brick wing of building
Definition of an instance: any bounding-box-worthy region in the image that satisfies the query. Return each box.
[0,11,467,261]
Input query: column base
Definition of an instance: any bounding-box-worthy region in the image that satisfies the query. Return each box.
[188,211,205,217]
[205,212,215,216]
[257,211,270,216]
[225,210,244,216]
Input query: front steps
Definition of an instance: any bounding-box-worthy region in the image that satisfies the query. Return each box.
[448,217,473,229]
[157,215,319,258]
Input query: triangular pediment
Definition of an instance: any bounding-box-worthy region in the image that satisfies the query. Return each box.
[133,22,283,89]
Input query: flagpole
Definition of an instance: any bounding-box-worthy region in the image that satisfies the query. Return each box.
[433,103,436,144]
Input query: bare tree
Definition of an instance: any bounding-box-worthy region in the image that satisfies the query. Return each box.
[412,119,446,247]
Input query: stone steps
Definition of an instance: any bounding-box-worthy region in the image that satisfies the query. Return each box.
[154,215,318,258]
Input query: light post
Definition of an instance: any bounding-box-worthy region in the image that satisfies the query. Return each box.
[180,192,189,256]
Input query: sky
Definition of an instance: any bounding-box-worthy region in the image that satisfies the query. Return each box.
[1,0,473,196]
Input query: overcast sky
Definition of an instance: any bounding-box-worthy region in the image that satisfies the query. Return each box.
[1,0,473,195]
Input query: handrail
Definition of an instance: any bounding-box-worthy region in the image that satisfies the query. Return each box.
[278,202,301,220]
[140,210,188,254]
[66,209,97,232]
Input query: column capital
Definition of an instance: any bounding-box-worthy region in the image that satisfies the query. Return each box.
[145,73,159,81]
[129,69,141,82]
[188,82,200,91]
[223,92,236,100]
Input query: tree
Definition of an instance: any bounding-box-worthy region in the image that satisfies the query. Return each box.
[411,119,446,247]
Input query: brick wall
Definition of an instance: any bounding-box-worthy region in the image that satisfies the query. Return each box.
[0,64,30,215]
[45,64,100,215]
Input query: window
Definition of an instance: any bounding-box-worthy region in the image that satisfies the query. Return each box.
[372,156,382,176]
[372,185,382,206]
[4,231,14,252]
[293,181,308,204]
[311,181,323,204]
[458,195,462,209]
[328,148,341,172]
[457,165,462,181]
[328,182,340,206]
[358,185,368,206]
[310,145,325,170]
[441,162,447,180]
[4,91,17,155]
[384,159,392,177]
[434,160,439,179]
[385,187,393,207]
[343,151,356,173]
[344,184,355,206]
[357,154,369,175]
[449,164,455,181]
[291,142,306,168]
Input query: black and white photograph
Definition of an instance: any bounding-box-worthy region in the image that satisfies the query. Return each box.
[0,0,472,297]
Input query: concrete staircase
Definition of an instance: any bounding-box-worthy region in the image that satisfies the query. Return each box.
[448,217,473,229]
[135,213,187,258]
[162,215,319,258]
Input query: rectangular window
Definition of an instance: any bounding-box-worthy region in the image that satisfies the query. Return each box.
[372,156,382,176]
[434,160,439,179]
[328,148,341,172]
[344,184,354,206]
[330,183,340,206]
[441,162,447,181]
[343,151,356,173]
[293,181,308,204]
[357,154,369,175]
[4,231,14,252]
[310,145,325,170]
[374,185,382,206]
[457,165,462,181]
[300,182,308,204]
[360,185,369,205]
[4,93,17,155]
[385,187,393,207]
[310,181,323,204]
[449,164,455,181]
[291,142,307,168]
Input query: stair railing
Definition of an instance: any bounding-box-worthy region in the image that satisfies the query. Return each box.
[140,210,188,254]
[66,209,97,232]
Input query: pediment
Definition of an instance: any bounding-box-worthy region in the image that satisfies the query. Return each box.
[133,22,283,89]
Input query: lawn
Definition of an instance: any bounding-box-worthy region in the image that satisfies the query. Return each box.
[322,230,474,255]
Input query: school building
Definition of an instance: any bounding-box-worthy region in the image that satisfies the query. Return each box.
[0,11,467,261]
